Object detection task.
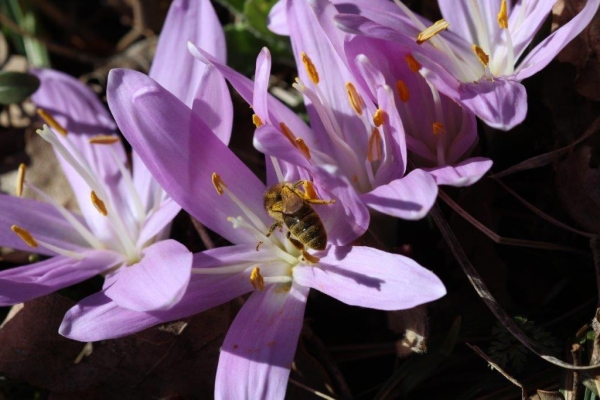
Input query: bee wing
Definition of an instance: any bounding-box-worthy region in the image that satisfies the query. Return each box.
[280,187,305,215]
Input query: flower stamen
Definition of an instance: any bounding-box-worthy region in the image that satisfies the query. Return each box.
[405,54,422,73]
[295,138,312,160]
[367,127,383,163]
[345,82,364,116]
[90,191,108,216]
[373,109,385,127]
[252,114,264,128]
[416,19,450,45]
[279,122,297,147]
[497,0,508,29]
[88,135,120,145]
[301,52,320,85]
[471,45,490,67]
[250,266,265,291]
[11,225,38,247]
[37,109,67,136]
[16,163,25,196]
[396,80,410,102]
[212,172,227,195]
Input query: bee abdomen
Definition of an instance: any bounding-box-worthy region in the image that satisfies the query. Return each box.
[284,204,327,250]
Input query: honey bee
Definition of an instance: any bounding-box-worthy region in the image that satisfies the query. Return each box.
[263,180,335,254]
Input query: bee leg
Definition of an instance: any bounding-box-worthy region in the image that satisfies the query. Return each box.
[286,231,304,250]
[256,241,263,251]
[266,221,282,237]
[301,249,320,263]
[294,180,335,205]
[286,232,321,263]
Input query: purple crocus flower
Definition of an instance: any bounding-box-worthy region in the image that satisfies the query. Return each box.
[305,0,600,130]
[269,0,493,187]
[0,0,229,312]
[59,68,447,399]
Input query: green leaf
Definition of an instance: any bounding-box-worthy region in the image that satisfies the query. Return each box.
[0,71,40,105]
[243,0,279,37]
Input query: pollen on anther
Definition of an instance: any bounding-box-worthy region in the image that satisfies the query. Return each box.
[367,127,383,162]
[90,191,108,216]
[497,0,508,29]
[88,135,120,145]
[279,122,297,147]
[16,163,26,197]
[302,180,319,200]
[416,19,450,45]
[11,225,38,248]
[472,45,490,67]
[250,267,265,291]
[211,172,227,195]
[373,109,385,127]
[345,82,364,116]
[296,138,312,160]
[432,122,447,136]
[301,52,320,85]
[37,109,67,136]
[396,80,410,102]
[405,54,422,73]
[252,114,263,128]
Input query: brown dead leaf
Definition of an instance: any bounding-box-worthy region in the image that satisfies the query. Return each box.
[0,292,237,398]
[387,305,429,357]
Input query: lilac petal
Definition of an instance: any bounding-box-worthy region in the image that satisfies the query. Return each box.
[192,64,233,145]
[508,0,557,58]
[104,239,192,312]
[136,198,181,248]
[458,78,527,130]
[108,68,268,245]
[149,0,225,107]
[60,245,258,341]
[294,245,445,310]
[253,48,271,123]
[516,0,600,80]
[132,151,163,212]
[426,157,493,187]
[267,0,288,35]
[215,283,309,400]
[361,169,438,220]
[0,251,121,305]
[0,193,89,255]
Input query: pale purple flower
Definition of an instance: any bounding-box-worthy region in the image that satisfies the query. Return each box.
[269,0,493,187]
[0,0,229,312]
[58,68,447,399]
[319,0,600,130]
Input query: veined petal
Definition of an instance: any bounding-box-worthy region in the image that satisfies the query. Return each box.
[425,157,493,187]
[149,0,225,107]
[0,193,89,255]
[60,245,259,341]
[136,198,181,248]
[104,239,192,311]
[0,251,121,305]
[516,0,600,80]
[108,68,268,245]
[215,283,309,400]
[192,64,233,145]
[294,245,446,310]
[361,169,438,220]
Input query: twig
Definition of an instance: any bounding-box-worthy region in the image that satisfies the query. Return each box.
[190,217,215,250]
[289,378,337,400]
[431,202,600,370]
[466,343,527,400]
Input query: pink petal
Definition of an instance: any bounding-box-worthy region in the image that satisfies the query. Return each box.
[294,245,446,310]
[0,251,121,305]
[136,198,181,248]
[150,0,225,107]
[361,169,438,220]
[425,157,493,187]
[215,283,309,400]
[104,239,192,311]
[60,245,258,341]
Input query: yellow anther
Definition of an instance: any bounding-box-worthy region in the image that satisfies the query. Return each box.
[302,180,319,200]
[252,114,264,128]
[11,225,38,248]
[250,267,265,291]
[405,54,422,73]
[279,122,297,147]
[497,0,508,29]
[37,108,67,136]
[345,82,364,116]
[373,109,385,127]
[295,138,312,160]
[301,52,320,85]
[432,122,447,137]
[90,191,108,216]
[211,172,227,195]
[471,45,490,67]
[416,19,450,45]
[367,127,383,162]
[88,135,120,145]
[396,80,410,102]
[16,163,26,197]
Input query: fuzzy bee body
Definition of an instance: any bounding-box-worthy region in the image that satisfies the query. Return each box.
[264,181,333,251]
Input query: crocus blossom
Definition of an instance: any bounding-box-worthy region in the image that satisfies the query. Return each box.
[324,0,600,130]
[269,0,493,187]
[59,68,447,399]
[0,0,229,312]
